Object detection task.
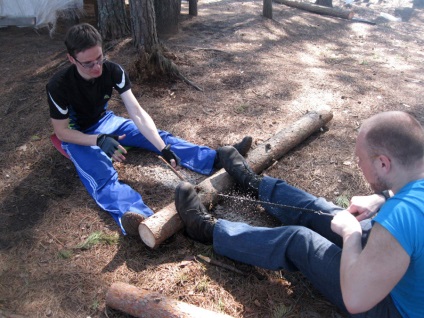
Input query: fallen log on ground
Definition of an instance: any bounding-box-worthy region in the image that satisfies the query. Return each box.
[138,108,333,248]
[106,282,234,318]
[274,0,355,20]
[0,309,27,318]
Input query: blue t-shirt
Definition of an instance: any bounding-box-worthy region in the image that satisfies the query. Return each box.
[374,179,424,318]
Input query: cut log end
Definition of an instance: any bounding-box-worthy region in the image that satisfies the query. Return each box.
[139,204,185,248]
[138,224,156,248]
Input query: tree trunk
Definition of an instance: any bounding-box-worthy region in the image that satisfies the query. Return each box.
[263,0,273,19]
[154,0,181,36]
[97,0,130,40]
[106,282,234,318]
[129,0,202,89]
[129,0,159,52]
[315,0,333,8]
[139,109,334,248]
[82,0,98,26]
[189,0,198,16]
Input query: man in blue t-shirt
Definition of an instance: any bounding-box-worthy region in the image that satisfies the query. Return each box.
[175,111,424,317]
[46,23,252,237]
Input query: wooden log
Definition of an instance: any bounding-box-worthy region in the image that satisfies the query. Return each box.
[0,309,27,318]
[106,282,234,318]
[274,0,354,20]
[139,108,333,248]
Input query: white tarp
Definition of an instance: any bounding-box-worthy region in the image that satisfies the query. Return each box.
[0,0,83,27]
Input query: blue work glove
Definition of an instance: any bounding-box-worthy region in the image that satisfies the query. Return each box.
[161,144,180,165]
[96,134,120,158]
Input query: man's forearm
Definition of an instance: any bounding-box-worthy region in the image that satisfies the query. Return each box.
[339,231,365,312]
[129,110,166,152]
[138,123,166,151]
[55,128,98,146]
[122,90,167,152]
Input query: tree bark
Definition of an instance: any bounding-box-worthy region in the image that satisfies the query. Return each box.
[275,0,354,19]
[97,0,130,40]
[129,0,159,52]
[263,0,273,19]
[78,0,98,26]
[189,0,198,16]
[154,0,181,36]
[106,282,234,318]
[139,109,334,248]
[129,0,202,90]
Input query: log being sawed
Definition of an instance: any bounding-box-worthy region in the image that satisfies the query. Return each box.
[106,282,234,318]
[138,108,333,248]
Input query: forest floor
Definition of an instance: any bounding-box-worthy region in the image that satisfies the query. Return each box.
[1,0,423,317]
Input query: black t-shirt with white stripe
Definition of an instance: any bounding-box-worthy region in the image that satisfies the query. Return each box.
[46,60,131,131]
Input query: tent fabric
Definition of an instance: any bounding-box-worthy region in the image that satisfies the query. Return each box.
[0,0,83,27]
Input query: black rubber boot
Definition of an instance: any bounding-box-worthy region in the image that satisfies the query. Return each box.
[233,136,253,157]
[214,136,253,169]
[175,182,216,244]
[216,146,263,196]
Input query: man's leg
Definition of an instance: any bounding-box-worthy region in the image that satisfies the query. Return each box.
[260,176,372,247]
[214,220,347,311]
[217,146,372,247]
[215,220,401,318]
[175,182,402,317]
[63,142,153,235]
[95,112,215,174]
[175,182,346,311]
[104,113,251,175]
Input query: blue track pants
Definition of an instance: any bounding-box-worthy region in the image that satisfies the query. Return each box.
[61,111,216,234]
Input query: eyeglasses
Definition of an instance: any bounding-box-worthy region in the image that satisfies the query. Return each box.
[74,55,106,69]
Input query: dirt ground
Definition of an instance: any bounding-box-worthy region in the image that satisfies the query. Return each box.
[1,0,424,317]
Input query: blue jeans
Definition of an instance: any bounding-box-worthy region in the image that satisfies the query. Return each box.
[61,111,216,234]
[213,176,402,317]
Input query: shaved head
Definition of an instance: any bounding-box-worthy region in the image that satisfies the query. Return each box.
[359,111,424,167]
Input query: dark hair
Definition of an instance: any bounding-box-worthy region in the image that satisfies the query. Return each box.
[363,111,424,167]
[64,23,102,57]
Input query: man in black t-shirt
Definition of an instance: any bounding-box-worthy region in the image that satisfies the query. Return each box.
[47,23,251,236]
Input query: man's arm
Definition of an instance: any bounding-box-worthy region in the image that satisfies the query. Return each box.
[347,194,386,221]
[52,118,97,146]
[332,211,410,314]
[52,118,127,162]
[120,89,167,152]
